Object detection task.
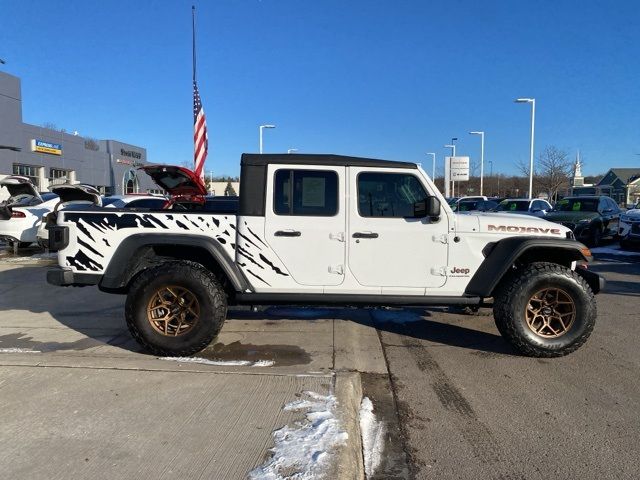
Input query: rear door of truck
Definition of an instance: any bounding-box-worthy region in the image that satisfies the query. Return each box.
[263,164,346,286]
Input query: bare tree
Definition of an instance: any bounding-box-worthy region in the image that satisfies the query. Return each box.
[536,146,573,202]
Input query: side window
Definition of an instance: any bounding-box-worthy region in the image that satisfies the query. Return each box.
[274,169,338,216]
[607,198,619,211]
[357,172,427,218]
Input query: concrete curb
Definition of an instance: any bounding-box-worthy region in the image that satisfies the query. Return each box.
[332,372,365,480]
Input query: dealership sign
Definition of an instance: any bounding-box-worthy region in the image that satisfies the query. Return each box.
[449,156,470,181]
[31,139,62,156]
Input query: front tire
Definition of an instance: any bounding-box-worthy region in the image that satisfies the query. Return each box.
[125,260,227,356]
[493,262,596,357]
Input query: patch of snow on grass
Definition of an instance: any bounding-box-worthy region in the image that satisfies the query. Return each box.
[370,308,423,324]
[249,391,348,480]
[359,397,386,478]
[591,246,640,257]
[0,348,41,353]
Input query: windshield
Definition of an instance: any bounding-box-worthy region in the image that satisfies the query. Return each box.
[496,200,529,212]
[553,198,598,212]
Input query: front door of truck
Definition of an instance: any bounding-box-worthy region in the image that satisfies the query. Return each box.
[264,165,346,286]
[347,167,448,289]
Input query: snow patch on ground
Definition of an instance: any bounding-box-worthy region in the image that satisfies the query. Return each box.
[370,308,424,324]
[1,252,57,262]
[591,246,640,257]
[249,391,348,480]
[0,348,41,353]
[159,357,273,367]
[359,397,386,478]
[252,359,276,367]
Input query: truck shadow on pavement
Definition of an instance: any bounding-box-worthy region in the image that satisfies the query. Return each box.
[0,265,544,358]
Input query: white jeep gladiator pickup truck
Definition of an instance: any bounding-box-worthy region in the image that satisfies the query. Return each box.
[47,153,604,357]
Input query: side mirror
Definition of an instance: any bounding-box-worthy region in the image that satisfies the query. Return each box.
[531,208,541,213]
[414,197,441,219]
[603,208,613,213]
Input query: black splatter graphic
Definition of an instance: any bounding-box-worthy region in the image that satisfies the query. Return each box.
[259,254,288,276]
[246,269,270,286]
[246,224,268,247]
[77,238,104,258]
[175,220,189,230]
[66,250,103,272]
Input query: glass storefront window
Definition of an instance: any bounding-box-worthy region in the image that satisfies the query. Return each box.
[13,164,40,188]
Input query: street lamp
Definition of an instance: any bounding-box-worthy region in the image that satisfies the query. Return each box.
[469,131,485,196]
[259,124,276,154]
[426,152,436,180]
[287,148,298,154]
[444,139,457,196]
[515,98,536,198]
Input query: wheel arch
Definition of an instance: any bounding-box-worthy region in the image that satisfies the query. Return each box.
[465,236,591,298]
[98,233,251,296]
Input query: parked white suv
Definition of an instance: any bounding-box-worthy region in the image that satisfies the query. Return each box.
[0,176,59,250]
[47,155,604,358]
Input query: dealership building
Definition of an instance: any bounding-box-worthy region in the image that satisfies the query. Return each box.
[0,71,159,200]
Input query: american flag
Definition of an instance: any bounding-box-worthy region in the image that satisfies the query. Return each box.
[193,80,208,181]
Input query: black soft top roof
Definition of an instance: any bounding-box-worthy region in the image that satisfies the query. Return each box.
[241,153,417,169]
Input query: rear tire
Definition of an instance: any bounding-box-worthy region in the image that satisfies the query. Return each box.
[493,262,596,357]
[125,260,227,356]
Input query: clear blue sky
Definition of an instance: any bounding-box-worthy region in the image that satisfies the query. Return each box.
[2,0,639,177]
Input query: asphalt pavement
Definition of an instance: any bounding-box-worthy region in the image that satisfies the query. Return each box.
[373,255,640,479]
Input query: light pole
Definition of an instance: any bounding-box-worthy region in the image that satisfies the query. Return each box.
[444,138,457,196]
[287,148,298,154]
[469,131,485,196]
[426,152,436,180]
[515,98,535,198]
[259,124,276,154]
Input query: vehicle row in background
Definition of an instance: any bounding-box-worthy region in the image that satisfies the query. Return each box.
[619,203,640,249]
[1,166,240,252]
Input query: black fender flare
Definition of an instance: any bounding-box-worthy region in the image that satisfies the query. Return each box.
[99,233,250,293]
[464,236,592,297]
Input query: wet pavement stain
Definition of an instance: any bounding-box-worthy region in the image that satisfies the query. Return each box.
[198,341,312,366]
[0,332,105,352]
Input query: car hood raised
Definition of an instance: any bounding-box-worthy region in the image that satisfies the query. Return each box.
[141,165,207,197]
[456,211,570,238]
[0,175,41,202]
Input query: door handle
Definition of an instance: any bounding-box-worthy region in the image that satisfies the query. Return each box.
[275,230,301,237]
[352,232,379,239]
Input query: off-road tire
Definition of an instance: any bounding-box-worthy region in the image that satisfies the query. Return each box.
[125,260,227,356]
[493,262,596,357]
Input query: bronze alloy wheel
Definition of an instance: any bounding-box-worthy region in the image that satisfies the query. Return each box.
[147,286,200,336]
[525,287,576,338]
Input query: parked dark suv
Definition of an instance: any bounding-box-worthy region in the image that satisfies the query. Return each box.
[545,196,620,246]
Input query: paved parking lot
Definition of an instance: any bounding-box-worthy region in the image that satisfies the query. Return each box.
[0,244,639,479]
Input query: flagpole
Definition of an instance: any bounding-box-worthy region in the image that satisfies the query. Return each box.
[192,5,197,83]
